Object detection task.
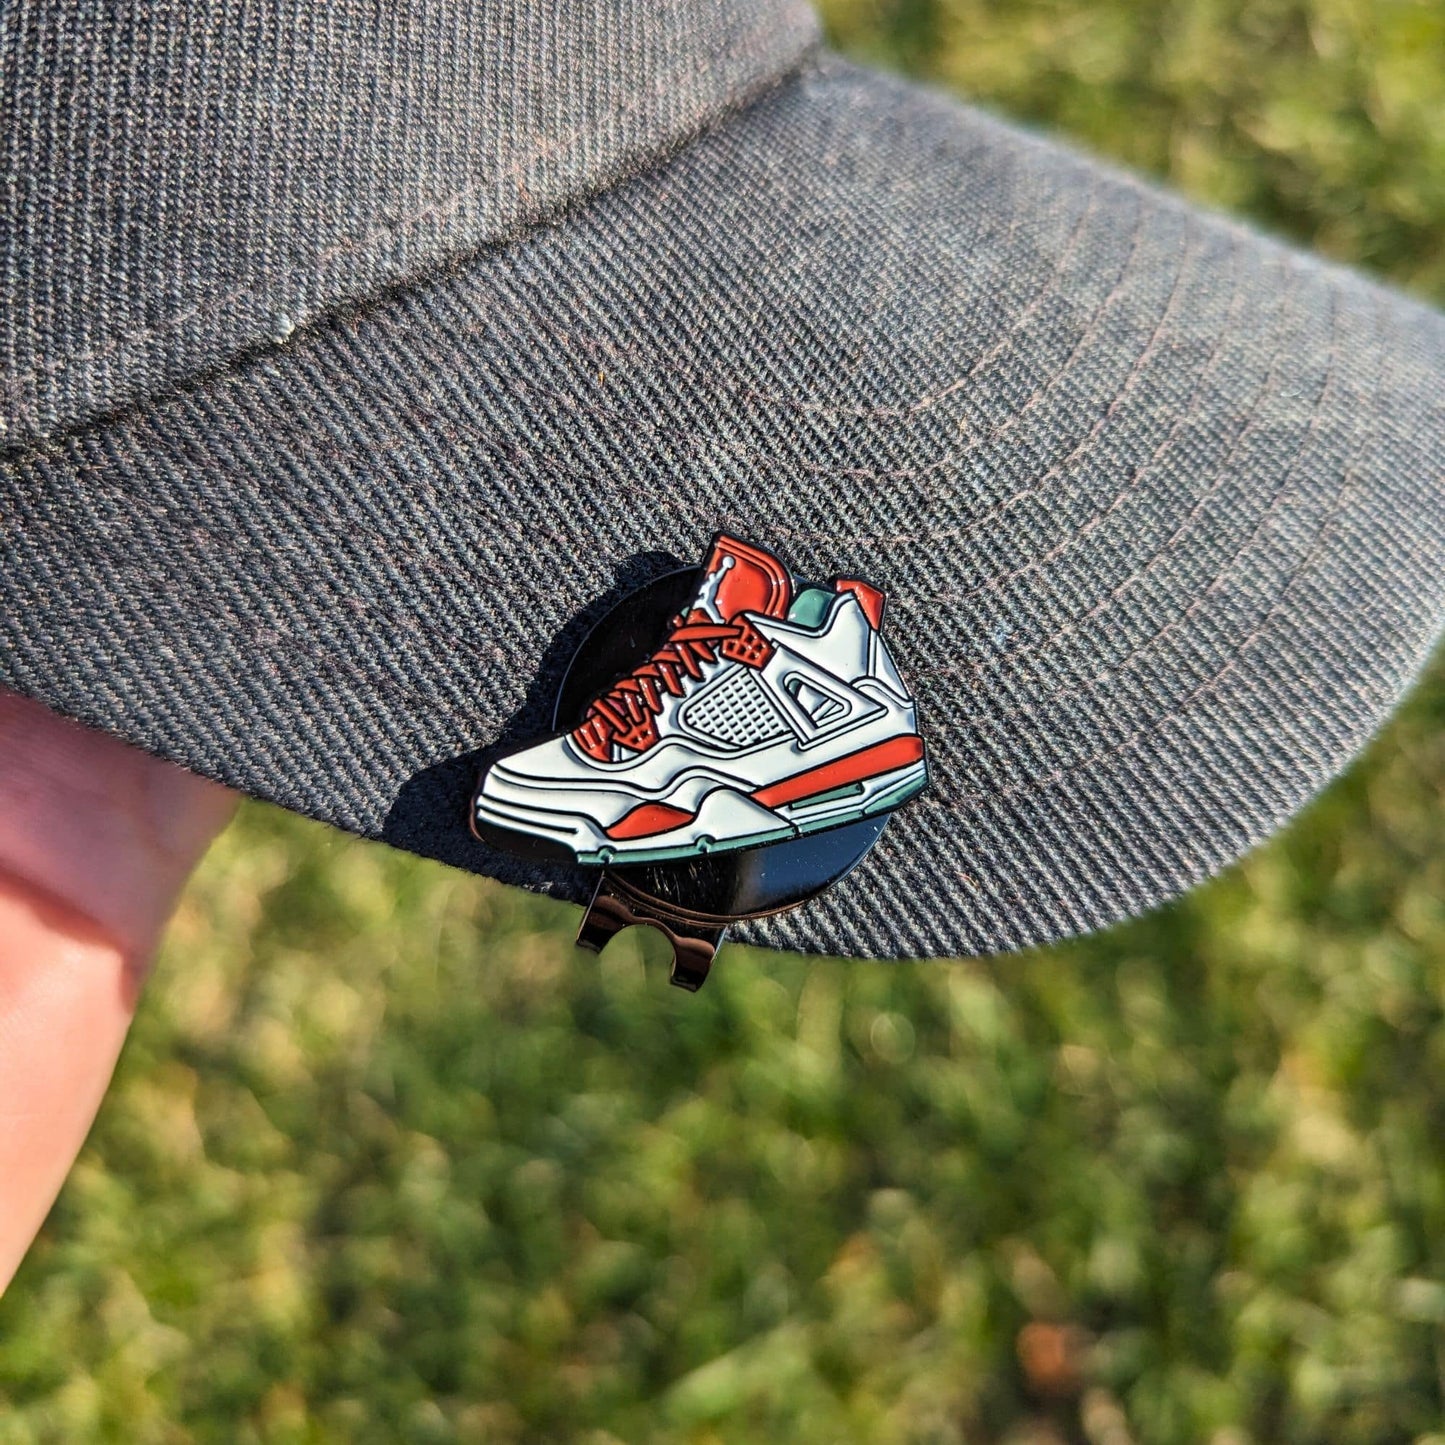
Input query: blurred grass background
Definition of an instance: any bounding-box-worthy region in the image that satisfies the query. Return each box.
[3,1,1445,1440]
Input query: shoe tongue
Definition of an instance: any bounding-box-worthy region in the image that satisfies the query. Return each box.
[694,535,793,622]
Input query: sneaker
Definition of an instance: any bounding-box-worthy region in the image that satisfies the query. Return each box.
[475,534,928,864]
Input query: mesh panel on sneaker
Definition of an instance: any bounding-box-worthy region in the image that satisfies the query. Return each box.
[678,668,789,748]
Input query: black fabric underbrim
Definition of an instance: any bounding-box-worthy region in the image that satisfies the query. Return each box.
[4,57,1444,958]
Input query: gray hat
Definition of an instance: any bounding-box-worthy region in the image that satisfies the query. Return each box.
[3,0,1443,959]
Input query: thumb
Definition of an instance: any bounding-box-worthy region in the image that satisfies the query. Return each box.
[0,689,237,1292]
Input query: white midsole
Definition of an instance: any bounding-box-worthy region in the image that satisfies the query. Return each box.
[476,757,927,860]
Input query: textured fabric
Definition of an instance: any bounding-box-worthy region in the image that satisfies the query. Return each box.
[0,0,819,447]
[3,48,1444,958]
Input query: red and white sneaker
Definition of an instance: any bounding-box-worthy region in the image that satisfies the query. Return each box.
[475,535,928,864]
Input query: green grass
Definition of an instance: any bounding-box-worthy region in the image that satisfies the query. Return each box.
[4,3,1445,1441]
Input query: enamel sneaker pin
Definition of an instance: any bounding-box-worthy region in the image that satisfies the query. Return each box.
[472,534,928,990]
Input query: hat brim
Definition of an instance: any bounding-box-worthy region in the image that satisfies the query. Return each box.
[4,56,1444,958]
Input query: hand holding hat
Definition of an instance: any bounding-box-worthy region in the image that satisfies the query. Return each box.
[0,689,235,1290]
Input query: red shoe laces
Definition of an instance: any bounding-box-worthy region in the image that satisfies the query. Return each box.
[578,615,741,749]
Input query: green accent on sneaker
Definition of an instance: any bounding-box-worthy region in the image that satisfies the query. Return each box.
[861,771,928,815]
[789,781,867,807]
[786,587,835,628]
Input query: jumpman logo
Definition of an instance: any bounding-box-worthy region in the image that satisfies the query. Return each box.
[695,554,735,622]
